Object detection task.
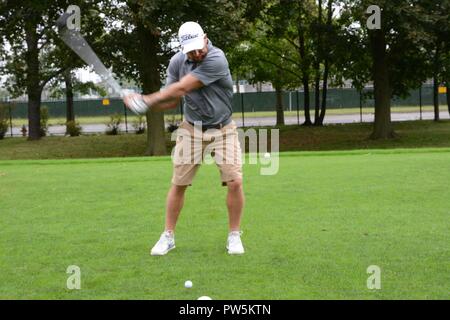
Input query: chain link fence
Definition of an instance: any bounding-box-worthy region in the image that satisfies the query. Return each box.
[1,85,449,137]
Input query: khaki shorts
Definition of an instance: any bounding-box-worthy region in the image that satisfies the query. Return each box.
[171,120,243,186]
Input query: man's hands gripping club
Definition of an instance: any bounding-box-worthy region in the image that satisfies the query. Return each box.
[122,90,149,115]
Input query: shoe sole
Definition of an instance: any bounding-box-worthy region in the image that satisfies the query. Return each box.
[227,250,245,255]
[226,246,244,255]
[151,245,176,256]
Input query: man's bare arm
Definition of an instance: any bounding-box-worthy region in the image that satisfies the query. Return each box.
[150,98,181,111]
[142,74,203,109]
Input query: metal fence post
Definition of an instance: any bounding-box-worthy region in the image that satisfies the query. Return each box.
[9,102,13,137]
[289,92,292,112]
[123,102,128,133]
[296,90,300,125]
[241,93,245,128]
[419,85,423,120]
[359,90,363,123]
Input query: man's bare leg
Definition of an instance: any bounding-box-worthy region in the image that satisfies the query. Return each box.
[226,179,244,231]
[150,184,187,255]
[165,184,188,232]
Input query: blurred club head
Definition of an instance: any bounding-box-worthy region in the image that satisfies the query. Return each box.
[55,12,71,31]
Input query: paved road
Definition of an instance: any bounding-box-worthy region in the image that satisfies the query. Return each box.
[235,111,450,127]
[5,111,450,136]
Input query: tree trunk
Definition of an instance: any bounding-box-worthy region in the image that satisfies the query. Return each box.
[302,75,312,126]
[313,67,321,125]
[433,43,441,122]
[318,59,329,125]
[298,2,312,126]
[318,0,333,125]
[27,89,41,140]
[25,22,41,140]
[275,85,285,126]
[136,23,167,156]
[433,75,440,122]
[313,0,323,126]
[64,70,75,123]
[369,30,395,139]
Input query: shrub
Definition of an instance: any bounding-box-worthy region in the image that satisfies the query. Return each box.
[66,121,82,137]
[106,113,122,135]
[40,106,49,137]
[132,115,146,134]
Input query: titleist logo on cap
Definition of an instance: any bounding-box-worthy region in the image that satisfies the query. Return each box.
[181,34,199,42]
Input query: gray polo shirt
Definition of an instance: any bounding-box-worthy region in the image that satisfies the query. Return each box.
[165,41,233,126]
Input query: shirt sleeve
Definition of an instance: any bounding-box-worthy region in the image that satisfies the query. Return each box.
[165,57,179,87]
[190,52,229,86]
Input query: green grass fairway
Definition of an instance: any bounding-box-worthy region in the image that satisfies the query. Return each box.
[1,149,449,299]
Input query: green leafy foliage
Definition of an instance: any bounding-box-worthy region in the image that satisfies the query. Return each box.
[65,120,82,137]
[106,113,122,135]
[338,0,450,96]
[132,114,146,134]
[39,106,49,137]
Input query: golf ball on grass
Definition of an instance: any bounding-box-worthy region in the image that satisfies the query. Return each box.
[264,152,270,159]
[184,280,193,288]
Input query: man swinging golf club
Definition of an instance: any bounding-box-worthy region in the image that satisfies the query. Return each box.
[123,21,245,255]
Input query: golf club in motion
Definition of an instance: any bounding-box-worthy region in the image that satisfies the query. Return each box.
[55,12,148,115]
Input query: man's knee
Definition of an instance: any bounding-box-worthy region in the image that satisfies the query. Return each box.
[226,179,243,192]
[171,184,188,194]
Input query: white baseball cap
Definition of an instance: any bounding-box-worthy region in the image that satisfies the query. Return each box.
[178,22,205,54]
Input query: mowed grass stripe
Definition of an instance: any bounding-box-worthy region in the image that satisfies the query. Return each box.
[1,146,450,167]
[1,120,450,161]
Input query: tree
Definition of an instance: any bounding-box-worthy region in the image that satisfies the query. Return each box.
[0,1,58,139]
[229,32,299,125]
[419,0,450,121]
[229,9,301,126]
[264,0,317,126]
[0,0,104,140]
[339,0,440,139]
[312,0,336,126]
[297,2,314,126]
[312,0,324,125]
[244,0,339,126]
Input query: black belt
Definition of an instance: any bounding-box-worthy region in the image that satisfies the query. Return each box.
[187,119,231,132]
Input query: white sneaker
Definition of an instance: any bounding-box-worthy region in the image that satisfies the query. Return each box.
[150,231,176,256]
[227,231,245,255]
